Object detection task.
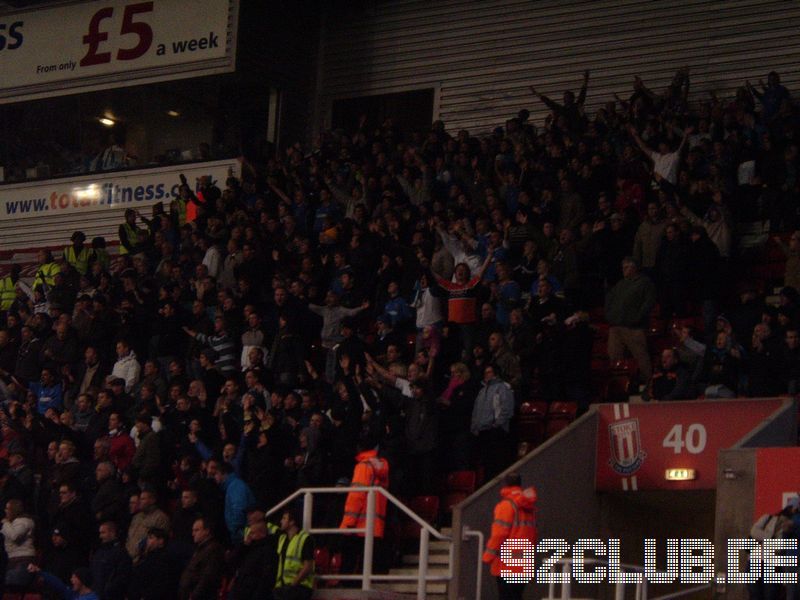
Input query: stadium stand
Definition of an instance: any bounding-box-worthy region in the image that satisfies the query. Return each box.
[0,62,798,597]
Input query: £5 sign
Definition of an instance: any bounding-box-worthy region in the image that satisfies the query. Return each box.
[0,0,236,102]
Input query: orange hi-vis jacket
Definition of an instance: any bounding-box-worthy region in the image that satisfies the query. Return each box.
[483,485,537,577]
[340,449,390,538]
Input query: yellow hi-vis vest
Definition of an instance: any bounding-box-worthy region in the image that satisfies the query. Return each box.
[64,245,91,275]
[275,530,314,589]
[118,222,142,255]
[34,262,60,290]
[0,276,16,311]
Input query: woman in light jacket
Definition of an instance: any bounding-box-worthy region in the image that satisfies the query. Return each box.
[2,498,35,587]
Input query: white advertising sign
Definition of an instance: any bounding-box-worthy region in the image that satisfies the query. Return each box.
[0,159,239,251]
[0,0,238,102]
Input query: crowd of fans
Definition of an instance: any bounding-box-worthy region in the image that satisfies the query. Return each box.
[0,67,796,597]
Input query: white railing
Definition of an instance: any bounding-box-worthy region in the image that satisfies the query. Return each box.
[462,527,484,600]
[547,558,645,600]
[266,486,452,599]
[546,558,710,600]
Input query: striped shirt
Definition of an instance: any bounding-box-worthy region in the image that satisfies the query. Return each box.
[196,331,238,374]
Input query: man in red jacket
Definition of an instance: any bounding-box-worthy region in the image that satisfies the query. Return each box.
[483,472,537,600]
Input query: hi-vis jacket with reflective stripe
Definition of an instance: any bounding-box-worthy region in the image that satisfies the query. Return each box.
[340,449,389,538]
[63,245,91,275]
[276,530,314,589]
[0,276,16,311]
[483,485,537,577]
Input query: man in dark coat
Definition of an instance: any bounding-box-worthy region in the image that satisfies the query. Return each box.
[230,518,279,600]
[128,527,177,600]
[90,461,126,526]
[91,521,132,600]
[178,517,224,600]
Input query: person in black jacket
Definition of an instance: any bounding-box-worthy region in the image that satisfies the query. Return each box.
[90,462,126,527]
[50,480,94,564]
[230,519,279,600]
[91,521,132,600]
[436,362,476,472]
[127,527,177,600]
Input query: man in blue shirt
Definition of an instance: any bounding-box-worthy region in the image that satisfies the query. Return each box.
[29,367,63,415]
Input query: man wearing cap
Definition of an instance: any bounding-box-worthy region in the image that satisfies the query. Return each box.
[64,232,91,276]
[128,527,176,599]
[605,257,656,380]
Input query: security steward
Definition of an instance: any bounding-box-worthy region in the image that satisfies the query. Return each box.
[274,508,315,600]
[0,264,21,313]
[33,249,60,294]
[118,209,147,255]
[63,231,91,275]
[483,472,538,600]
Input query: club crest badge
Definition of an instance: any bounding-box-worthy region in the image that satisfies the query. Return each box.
[608,418,646,475]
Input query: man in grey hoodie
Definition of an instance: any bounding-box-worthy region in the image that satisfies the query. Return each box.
[471,364,515,479]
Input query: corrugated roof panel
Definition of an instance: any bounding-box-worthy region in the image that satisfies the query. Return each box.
[319,0,800,135]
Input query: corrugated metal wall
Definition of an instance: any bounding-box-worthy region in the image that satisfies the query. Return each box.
[319,0,800,135]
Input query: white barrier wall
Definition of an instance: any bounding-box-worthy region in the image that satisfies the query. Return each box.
[318,0,800,135]
[0,159,239,252]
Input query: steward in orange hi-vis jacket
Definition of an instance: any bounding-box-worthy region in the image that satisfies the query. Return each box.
[483,472,537,600]
[340,446,390,538]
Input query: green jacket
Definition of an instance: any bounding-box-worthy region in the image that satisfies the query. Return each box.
[604,274,656,329]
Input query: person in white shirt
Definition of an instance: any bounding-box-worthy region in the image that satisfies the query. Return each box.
[628,124,693,185]
[111,339,141,393]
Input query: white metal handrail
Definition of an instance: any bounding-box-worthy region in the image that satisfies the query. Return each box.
[462,527,484,600]
[546,558,711,600]
[266,486,453,599]
[547,557,646,600]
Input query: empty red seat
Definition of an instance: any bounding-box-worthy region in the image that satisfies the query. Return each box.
[545,418,571,438]
[446,470,476,494]
[401,495,440,538]
[327,552,343,587]
[315,546,331,573]
[548,401,578,419]
[519,401,547,416]
[409,495,440,522]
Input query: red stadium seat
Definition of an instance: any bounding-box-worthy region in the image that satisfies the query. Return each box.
[327,552,343,587]
[401,495,440,538]
[517,401,548,445]
[548,402,577,419]
[446,470,477,494]
[315,546,331,573]
[545,419,570,438]
[519,401,548,416]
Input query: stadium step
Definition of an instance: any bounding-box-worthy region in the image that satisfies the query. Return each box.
[389,566,450,576]
[373,581,448,595]
[402,552,451,565]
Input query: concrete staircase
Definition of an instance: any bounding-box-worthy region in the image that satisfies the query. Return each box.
[371,527,453,599]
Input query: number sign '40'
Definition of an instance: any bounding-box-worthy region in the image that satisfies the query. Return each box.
[596,399,785,491]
